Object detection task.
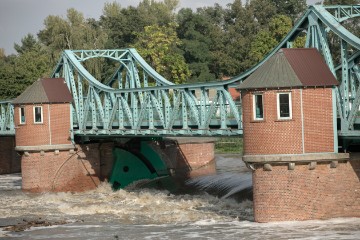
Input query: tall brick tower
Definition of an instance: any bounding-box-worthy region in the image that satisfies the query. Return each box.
[12,78,101,192]
[239,49,359,222]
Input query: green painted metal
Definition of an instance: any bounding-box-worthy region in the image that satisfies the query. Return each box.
[2,5,360,140]
[47,5,360,139]
[0,101,14,135]
[109,140,168,190]
[50,48,243,137]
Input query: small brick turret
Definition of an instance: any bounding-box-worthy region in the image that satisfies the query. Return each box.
[12,78,100,192]
[239,49,359,222]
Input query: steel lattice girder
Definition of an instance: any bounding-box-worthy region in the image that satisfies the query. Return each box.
[52,48,243,137]
[50,5,360,138]
[1,5,359,138]
[0,101,14,135]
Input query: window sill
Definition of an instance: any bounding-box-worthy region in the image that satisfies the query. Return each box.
[275,118,293,122]
[250,119,266,123]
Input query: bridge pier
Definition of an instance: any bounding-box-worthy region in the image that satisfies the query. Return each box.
[240,48,360,222]
[244,153,360,222]
[0,136,21,174]
[17,138,215,192]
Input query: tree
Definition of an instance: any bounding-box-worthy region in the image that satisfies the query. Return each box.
[38,8,107,61]
[221,0,259,75]
[138,0,179,26]
[38,8,108,81]
[249,15,292,63]
[0,48,5,58]
[269,0,307,21]
[14,34,38,55]
[101,0,178,49]
[250,0,277,26]
[0,35,51,99]
[101,2,144,48]
[132,24,191,84]
[176,7,219,82]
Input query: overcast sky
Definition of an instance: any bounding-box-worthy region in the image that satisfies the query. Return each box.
[1,0,318,55]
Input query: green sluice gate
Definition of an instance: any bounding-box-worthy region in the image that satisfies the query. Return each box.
[109,140,173,190]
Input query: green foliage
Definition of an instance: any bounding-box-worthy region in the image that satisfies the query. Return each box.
[0,34,51,99]
[215,137,243,154]
[0,0,313,100]
[38,8,107,65]
[101,0,178,49]
[249,30,278,63]
[269,0,307,20]
[176,7,219,82]
[249,15,292,63]
[132,24,191,84]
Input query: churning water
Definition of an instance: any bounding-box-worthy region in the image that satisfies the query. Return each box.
[1,155,360,239]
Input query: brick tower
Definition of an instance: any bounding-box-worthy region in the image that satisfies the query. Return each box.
[12,78,100,192]
[239,49,359,222]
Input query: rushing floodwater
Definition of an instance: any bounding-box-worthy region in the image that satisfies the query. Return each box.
[1,155,360,239]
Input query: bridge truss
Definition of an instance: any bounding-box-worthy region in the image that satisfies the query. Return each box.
[0,101,14,135]
[1,5,360,140]
[52,49,242,137]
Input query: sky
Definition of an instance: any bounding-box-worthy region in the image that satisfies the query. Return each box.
[1,0,318,55]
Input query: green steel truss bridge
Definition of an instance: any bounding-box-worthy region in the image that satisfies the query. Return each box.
[1,5,360,141]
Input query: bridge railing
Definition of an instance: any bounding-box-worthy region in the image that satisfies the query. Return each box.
[71,85,242,136]
[53,49,243,137]
[50,5,360,138]
[0,100,15,135]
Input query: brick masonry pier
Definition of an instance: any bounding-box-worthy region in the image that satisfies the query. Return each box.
[0,136,21,174]
[239,48,360,222]
[18,139,215,192]
[10,78,216,192]
[243,153,360,222]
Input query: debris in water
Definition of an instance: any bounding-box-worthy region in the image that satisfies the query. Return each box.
[2,218,68,232]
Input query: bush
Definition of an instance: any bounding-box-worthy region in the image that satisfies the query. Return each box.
[215,137,243,154]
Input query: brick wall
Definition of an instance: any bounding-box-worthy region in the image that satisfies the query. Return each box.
[252,159,360,222]
[14,103,71,147]
[177,142,215,169]
[303,88,334,153]
[0,136,21,174]
[20,139,215,192]
[242,89,303,155]
[21,143,100,192]
[242,88,334,155]
[158,139,216,178]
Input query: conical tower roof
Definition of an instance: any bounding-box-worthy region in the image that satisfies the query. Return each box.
[12,78,72,104]
[239,48,338,89]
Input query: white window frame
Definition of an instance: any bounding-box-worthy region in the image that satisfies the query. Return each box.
[33,106,43,124]
[253,93,264,120]
[19,107,26,124]
[277,92,292,120]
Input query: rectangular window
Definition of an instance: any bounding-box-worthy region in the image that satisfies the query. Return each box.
[33,106,43,124]
[277,92,292,119]
[253,94,264,120]
[19,107,26,124]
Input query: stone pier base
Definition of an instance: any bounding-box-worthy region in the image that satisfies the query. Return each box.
[243,152,360,222]
[19,138,215,192]
[20,144,101,192]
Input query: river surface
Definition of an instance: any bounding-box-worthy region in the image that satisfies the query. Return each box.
[0,155,359,239]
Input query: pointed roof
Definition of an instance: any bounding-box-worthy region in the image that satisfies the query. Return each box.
[12,78,73,104]
[239,48,338,90]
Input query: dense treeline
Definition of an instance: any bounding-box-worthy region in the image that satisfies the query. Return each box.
[0,0,354,99]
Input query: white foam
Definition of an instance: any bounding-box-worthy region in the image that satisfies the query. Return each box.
[0,173,21,190]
